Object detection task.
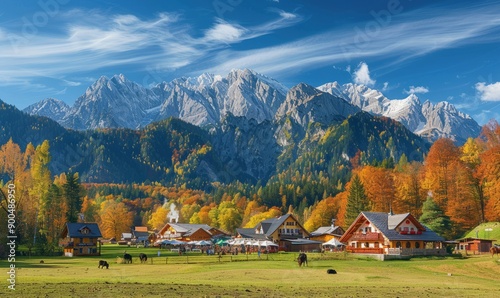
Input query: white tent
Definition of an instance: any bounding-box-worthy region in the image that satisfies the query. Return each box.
[259,240,278,247]
[322,238,345,246]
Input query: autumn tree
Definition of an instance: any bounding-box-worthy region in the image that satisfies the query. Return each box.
[393,161,425,217]
[478,145,500,221]
[244,207,282,228]
[304,197,337,232]
[358,166,395,213]
[422,138,461,210]
[216,201,242,233]
[30,140,52,244]
[419,196,452,239]
[344,174,370,227]
[99,200,133,239]
[148,205,169,230]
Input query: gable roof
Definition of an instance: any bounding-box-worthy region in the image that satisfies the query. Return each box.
[63,223,102,238]
[310,226,344,237]
[256,213,310,237]
[340,212,444,242]
[159,223,215,236]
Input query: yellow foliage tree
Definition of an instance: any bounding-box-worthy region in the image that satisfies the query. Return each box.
[304,197,337,232]
[99,200,133,239]
[148,205,169,231]
[244,207,282,228]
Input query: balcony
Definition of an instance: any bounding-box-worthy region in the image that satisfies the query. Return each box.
[347,247,384,254]
[350,232,384,241]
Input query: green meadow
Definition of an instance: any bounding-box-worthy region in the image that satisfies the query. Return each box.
[2,245,500,297]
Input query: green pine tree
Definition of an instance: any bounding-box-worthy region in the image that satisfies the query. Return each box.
[345,174,370,227]
[419,196,452,239]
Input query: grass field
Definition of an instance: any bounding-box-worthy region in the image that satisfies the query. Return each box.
[2,245,500,297]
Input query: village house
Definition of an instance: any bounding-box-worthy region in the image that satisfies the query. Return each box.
[60,223,102,257]
[236,213,319,252]
[309,219,345,243]
[157,223,228,242]
[340,211,445,257]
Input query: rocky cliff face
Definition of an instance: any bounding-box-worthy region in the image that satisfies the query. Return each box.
[211,114,280,182]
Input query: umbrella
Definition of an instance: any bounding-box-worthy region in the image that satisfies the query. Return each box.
[261,240,278,247]
[169,239,186,246]
[216,239,228,246]
[196,240,212,246]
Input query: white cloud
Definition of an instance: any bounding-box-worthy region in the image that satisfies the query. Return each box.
[476,82,500,101]
[204,19,247,43]
[404,86,429,94]
[345,65,351,73]
[353,62,375,86]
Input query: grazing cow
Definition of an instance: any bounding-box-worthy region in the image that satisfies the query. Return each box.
[327,269,337,274]
[123,253,133,264]
[490,246,500,257]
[98,260,109,269]
[39,260,44,264]
[139,253,148,263]
[297,252,308,267]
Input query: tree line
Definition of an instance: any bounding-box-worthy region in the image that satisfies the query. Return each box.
[1,121,499,256]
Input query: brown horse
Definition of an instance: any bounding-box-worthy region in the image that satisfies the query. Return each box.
[490,246,500,257]
[297,253,308,267]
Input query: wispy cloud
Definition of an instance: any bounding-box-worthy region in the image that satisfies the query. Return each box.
[404,86,429,94]
[196,3,500,77]
[1,3,500,88]
[476,82,500,101]
[0,8,302,86]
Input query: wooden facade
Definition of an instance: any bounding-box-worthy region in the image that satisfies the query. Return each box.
[456,238,495,254]
[60,223,102,257]
[340,212,444,256]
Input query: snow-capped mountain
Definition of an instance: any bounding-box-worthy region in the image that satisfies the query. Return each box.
[24,98,70,121]
[318,82,480,143]
[27,69,288,130]
[24,70,480,143]
[61,74,162,130]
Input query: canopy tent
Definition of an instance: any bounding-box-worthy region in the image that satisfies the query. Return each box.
[216,239,229,246]
[162,239,185,246]
[322,238,345,246]
[256,240,278,247]
[196,240,212,246]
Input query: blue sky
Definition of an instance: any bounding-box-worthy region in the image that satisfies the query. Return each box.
[1,0,499,124]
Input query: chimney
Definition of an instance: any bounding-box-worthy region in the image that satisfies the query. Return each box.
[331,218,336,228]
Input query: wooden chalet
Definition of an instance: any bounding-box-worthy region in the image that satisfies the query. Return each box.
[236,214,315,252]
[340,212,445,256]
[60,223,102,257]
[158,223,228,242]
[310,224,345,242]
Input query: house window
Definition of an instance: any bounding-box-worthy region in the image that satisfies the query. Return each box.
[396,241,401,248]
[415,242,420,249]
[365,242,369,248]
[406,241,411,248]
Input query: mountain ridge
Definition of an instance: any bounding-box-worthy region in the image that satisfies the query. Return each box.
[22,69,481,144]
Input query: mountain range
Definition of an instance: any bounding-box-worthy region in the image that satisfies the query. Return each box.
[24,69,481,144]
